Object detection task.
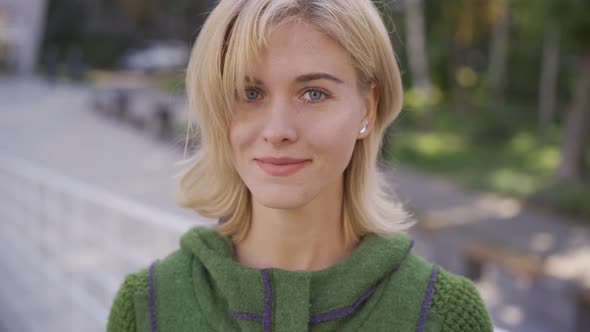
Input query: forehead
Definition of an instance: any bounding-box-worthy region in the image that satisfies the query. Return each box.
[248,20,356,83]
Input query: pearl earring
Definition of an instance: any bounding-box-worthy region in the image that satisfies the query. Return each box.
[360,121,369,134]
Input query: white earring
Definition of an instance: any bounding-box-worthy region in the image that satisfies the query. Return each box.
[359,121,369,134]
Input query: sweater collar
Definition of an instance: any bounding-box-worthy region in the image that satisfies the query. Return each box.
[180,225,413,320]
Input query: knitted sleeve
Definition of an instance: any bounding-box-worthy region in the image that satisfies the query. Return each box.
[106,270,149,332]
[430,269,494,332]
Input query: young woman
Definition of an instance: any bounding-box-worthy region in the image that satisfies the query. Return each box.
[107,0,493,331]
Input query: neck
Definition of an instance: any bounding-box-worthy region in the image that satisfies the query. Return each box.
[233,177,355,271]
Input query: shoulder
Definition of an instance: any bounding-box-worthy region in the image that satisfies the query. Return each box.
[430,267,494,332]
[106,249,191,332]
[106,267,150,332]
[395,250,494,331]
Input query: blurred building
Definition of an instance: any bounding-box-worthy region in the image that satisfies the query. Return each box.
[0,0,47,75]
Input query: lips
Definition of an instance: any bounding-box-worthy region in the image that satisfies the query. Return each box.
[255,157,311,176]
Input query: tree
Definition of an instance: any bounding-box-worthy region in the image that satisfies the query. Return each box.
[512,0,562,132]
[487,0,510,107]
[510,0,590,180]
[405,0,434,113]
[538,25,560,132]
[438,0,495,112]
[555,56,590,180]
[553,1,590,181]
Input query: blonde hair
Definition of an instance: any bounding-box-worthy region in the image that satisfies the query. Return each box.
[177,0,413,245]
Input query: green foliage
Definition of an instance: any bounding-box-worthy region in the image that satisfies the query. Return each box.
[43,0,86,57]
[385,107,590,223]
[80,33,135,68]
[513,0,590,52]
[43,0,134,68]
[534,181,590,221]
[466,109,519,147]
[42,0,211,68]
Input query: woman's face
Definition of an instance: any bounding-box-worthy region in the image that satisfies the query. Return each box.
[229,20,376,210]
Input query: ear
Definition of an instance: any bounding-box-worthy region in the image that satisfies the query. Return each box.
[358,81,379,139]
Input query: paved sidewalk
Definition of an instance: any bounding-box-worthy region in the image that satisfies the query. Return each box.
[0,77,199,220]
[391,166,589,281]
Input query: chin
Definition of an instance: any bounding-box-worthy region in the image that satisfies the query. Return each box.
[251,187,314,210]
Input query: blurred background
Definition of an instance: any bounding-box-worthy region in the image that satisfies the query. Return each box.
[0,0,588,331]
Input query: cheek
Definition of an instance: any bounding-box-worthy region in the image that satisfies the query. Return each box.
[229,120,256,155]
[228,124,240,152]
[308,115,359,165]
[304,98,364,163]
[228,125,252,172]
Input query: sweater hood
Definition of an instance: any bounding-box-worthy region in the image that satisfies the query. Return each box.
[179,225,414,327]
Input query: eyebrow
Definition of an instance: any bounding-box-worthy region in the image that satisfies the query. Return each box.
[245,72,345,85]
[295,72,344,84]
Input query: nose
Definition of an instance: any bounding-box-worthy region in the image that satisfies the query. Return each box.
[261,99,298,145]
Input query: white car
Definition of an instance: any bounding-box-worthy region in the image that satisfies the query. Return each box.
[122,41,190,72]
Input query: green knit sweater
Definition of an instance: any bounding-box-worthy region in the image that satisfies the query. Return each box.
[107,226,493,331]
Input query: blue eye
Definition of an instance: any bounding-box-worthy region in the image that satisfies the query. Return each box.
[244,88,260,101]
[303,89,326,102]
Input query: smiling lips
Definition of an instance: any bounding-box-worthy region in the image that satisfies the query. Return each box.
[255,157,311,176]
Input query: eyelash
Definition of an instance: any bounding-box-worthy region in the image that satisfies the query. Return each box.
[243,87,330,104]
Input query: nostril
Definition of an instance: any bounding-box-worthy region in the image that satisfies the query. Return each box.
[262,126,298,145]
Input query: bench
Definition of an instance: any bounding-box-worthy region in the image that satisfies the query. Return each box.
[462,242,544,280]
[460,241,590,332]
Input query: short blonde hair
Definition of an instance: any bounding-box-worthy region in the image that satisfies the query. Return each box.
[177,0,413,245]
